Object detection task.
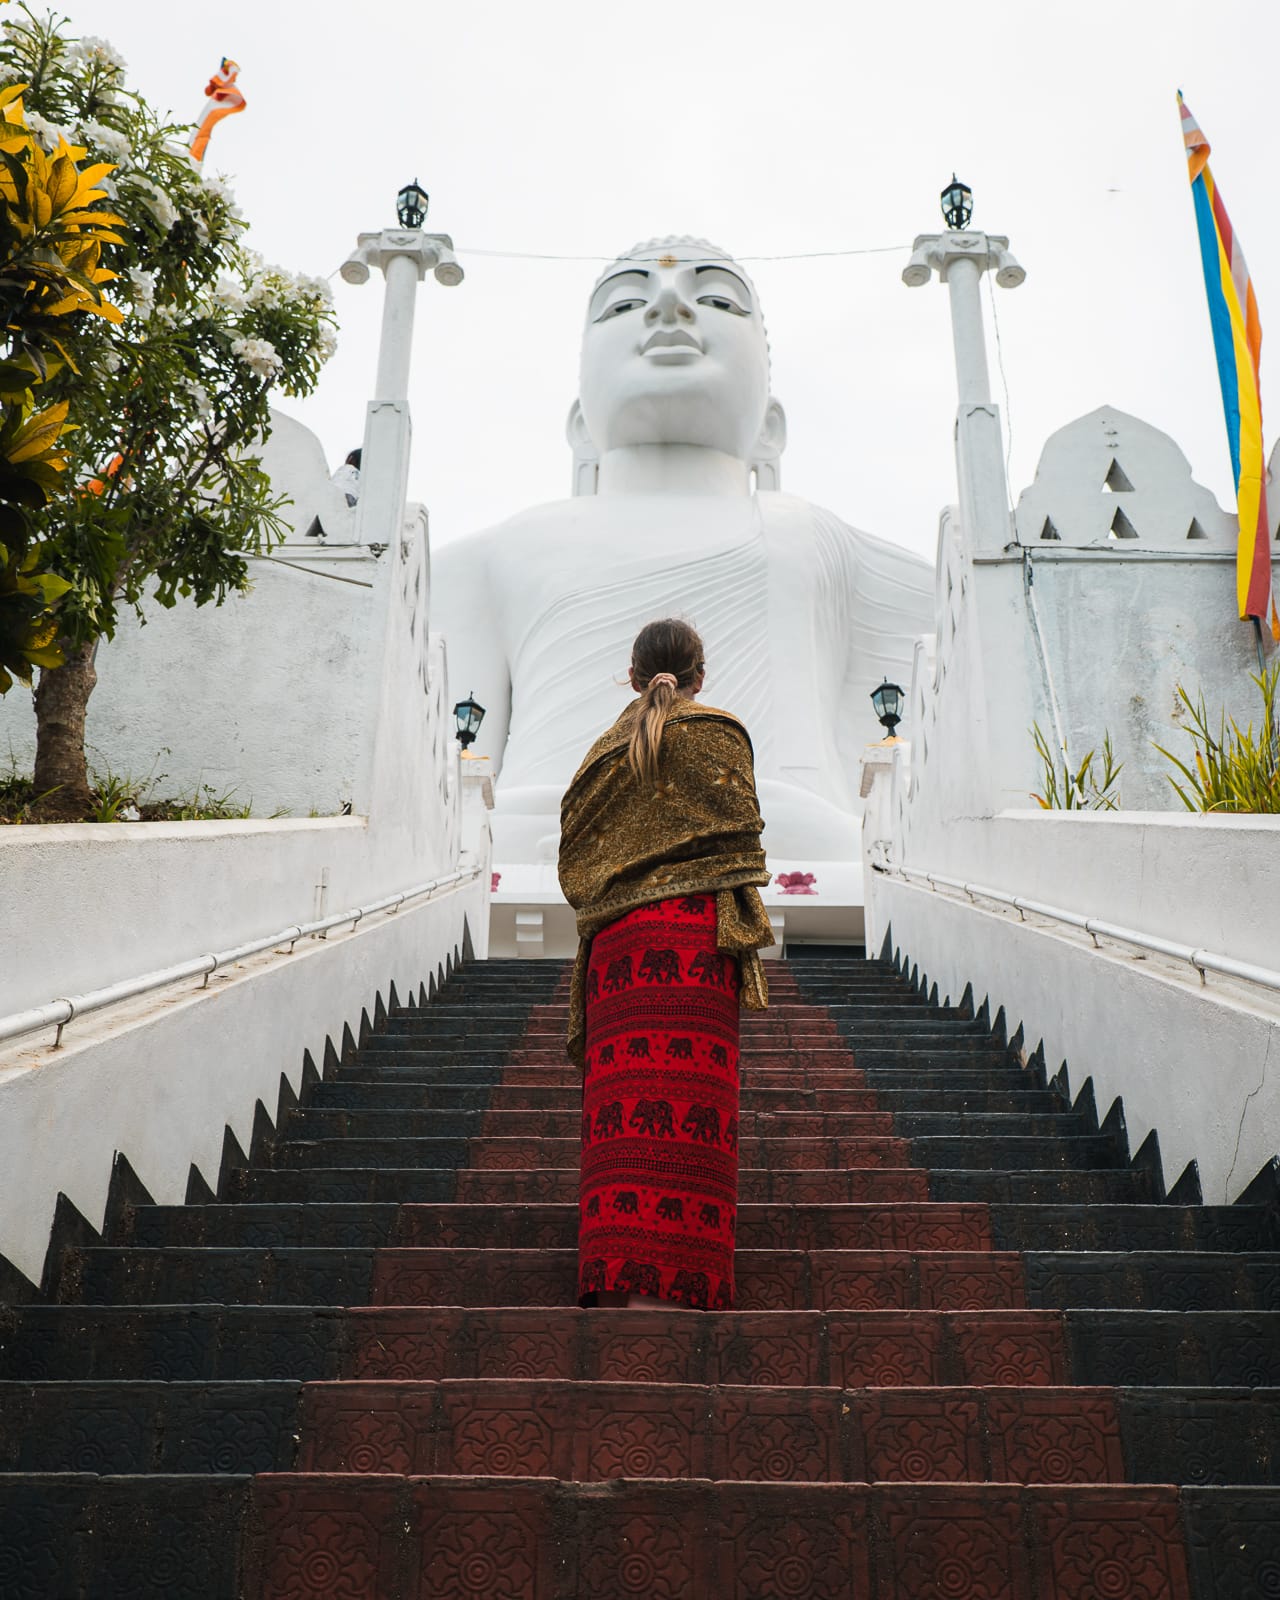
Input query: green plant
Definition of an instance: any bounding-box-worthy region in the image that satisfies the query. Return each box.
[0,76,123,693]
[1154,665,1280,813]
[1030,723,1123,810]
[0,758,56,819]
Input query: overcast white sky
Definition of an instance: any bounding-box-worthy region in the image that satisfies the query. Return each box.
[60,0,1280,562]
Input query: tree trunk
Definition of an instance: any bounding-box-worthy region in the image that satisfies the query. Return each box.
[32,642,97,819]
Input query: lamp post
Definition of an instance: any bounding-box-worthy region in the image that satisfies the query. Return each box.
[339,182,465,552]
[901,180,1024,408]
[454,691,486,751]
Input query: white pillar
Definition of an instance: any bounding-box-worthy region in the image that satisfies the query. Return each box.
[901,229,1025,553]
[337,226,465,551]
[374,250,421,406]
[945,254,991,407]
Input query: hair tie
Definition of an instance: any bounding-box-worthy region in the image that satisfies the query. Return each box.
[648,673,678,692]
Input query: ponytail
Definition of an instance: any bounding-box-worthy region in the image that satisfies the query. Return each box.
[625,618,706,788]
[628,677,679,787]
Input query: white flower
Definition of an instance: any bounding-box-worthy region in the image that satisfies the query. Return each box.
[79,120,130,160]
[24,109,74,152]
[67,36,128,75]
[212,274,246,312]
[183,378,213,419]
[101,350,122,375]
[198,171,243,221]
[128,175,177,233]
[294,272,334,307]
[314,325,338,361]
[151,302,178,329]
[244,272,282,311]
[230,336,283,381]
[127,266,156,320]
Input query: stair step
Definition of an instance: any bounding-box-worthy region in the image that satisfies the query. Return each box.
[273,1135,917,1171]
[5,1473,1267,1600]
[288,1107,905,1140]
[292,1378,1280,1485]
[121,1200,1278,1255]
[60,1246,1037,1310]
[123,1202,995,1252]
[0,1382,299,1474]
[230,1163,1158,1207]
[928,1169,1158,1204]
[7,1306,1280,1388]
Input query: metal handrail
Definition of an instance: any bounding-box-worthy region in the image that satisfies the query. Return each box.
[891,864,1280,997]
[0,865,480,1049]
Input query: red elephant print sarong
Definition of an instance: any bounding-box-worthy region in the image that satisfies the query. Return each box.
[578,894,740,1309]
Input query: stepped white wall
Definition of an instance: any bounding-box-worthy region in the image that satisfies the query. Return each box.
[0,406,494,1286]
[864,405,1280,1202]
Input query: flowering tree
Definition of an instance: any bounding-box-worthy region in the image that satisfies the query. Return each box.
[0,7,337,816]
[0,81,123,694]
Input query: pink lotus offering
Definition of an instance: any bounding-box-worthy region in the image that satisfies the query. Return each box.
[774,871,818,896]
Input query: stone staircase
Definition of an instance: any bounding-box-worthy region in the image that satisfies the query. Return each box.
[1,953,1278,1596]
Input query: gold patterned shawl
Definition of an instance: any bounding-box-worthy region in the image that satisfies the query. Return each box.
[558,701,774,1067]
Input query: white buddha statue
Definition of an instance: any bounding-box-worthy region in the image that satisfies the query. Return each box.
[434,236,931,866]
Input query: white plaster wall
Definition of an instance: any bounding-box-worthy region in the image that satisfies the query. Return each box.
[0,513,461,1018]
[0,411,385,819]
[873,873,1280,1204]
[894,810,1280,976]
[892,406,1276,866]
[0,390,479,1283]
[0,551,379,819]
[0,879,483,1285]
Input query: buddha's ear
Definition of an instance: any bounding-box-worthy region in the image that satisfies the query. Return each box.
[566,400,599,497]
[751,398,787,491]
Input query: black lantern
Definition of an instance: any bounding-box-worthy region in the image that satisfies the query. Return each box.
[870,680,905,738]
[940,174,973,231]
[396,178,430,230]
[453,691,485,749]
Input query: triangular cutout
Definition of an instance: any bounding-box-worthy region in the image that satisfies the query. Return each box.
[1039,516,1061,541]
[1108,506,1139,540]
[1187,517,1209,540]
[1103,458,1134,493]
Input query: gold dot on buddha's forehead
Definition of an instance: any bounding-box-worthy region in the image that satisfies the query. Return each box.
[657,254,679,267]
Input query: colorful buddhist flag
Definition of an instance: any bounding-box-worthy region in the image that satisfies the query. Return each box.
[1179,92,1278,640]
[190,58,245,165]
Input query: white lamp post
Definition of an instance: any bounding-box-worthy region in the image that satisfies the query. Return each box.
[902,181,1025,554]
[901,179,1025,407]
[339,183,464,550]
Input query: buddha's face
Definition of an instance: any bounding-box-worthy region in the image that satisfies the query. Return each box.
[578,253,771,459]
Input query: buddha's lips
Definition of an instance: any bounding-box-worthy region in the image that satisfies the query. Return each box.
[640,329,704,357]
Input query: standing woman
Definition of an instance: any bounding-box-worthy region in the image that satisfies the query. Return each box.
[558,618,774,1310]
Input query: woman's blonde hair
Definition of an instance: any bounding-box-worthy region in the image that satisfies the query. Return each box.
[627,618,705,787]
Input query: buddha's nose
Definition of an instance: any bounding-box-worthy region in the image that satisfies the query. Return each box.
[647,283,695,325]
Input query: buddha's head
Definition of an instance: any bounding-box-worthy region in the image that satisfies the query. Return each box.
[571,237,785,472]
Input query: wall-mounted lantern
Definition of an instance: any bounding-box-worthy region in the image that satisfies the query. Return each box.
[870,680,905,739]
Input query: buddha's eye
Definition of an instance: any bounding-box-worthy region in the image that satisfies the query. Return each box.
[697,294,750,316]
[596,297,645,321]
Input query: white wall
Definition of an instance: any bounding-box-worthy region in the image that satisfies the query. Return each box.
[872,870,1280,1204]
[862,400,1280,1205]
[0,401,490,1287]
[0,411,393,821]
[897,406,1272,844]
[0,879,483,1285]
